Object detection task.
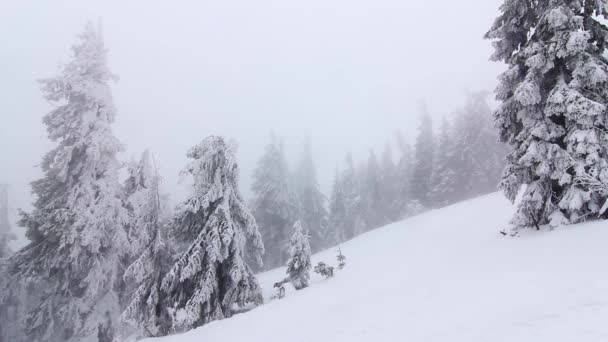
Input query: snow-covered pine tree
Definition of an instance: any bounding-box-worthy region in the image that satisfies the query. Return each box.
[394,132,418,217]
[285,220,312,290]
[430,117,458,207]
[0,185,16,258]
[411,107,435,208]
[123,150,162,263]
[380,143,399,223]
[360,150,383,230]
[0,185,18,341]
[251,134,299,269]
[121,150,174,338]
[159,136,264,333]
[294,139,328,253]
[3,22,130,342]
[486,1,608,228]
[327,169,344,245]
[121,220,174,338]
[328,153,361,243]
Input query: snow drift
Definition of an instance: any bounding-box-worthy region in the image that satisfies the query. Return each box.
[145,192,608,342]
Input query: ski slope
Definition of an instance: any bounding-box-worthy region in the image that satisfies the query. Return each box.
[145,192,608,342]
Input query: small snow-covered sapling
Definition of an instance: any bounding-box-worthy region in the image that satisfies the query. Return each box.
[336,248,346,270]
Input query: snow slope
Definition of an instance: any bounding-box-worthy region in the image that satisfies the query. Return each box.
[145,192,608,342]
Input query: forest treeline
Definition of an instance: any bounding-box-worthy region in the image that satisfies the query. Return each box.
[0,23,505,342]
[252,92,506,270]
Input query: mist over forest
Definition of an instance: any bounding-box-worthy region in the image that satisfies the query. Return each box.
[4,0,608,341]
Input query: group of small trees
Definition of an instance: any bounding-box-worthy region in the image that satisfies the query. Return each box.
[273,221,346,300]
[251,136,328,270]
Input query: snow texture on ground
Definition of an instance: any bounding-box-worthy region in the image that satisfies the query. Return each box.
[145,192,608,342]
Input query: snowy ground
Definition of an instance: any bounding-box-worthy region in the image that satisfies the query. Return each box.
[145,192,608,342]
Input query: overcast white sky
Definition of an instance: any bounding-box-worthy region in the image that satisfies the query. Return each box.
[0,0,505,247]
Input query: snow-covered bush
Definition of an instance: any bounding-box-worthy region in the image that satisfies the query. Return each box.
[314,262,335,278]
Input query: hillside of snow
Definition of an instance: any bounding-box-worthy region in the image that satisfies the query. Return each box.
[145,192,608,342]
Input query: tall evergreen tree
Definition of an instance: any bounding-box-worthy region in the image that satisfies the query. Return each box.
[411,108,435,207]
[294,139,328,253]
[486,1,608,228]
[360,150,383,230]
[0,185,16,259]
[159,136,264,333]
[251,135,299,269]
[394,132,417,218]
[123,150,162,262]
[327,169,345,245]
[328,153,361,243]
[430,117,459,207]
[285,220,312,290]
[380,144,399,223]
[121,151,174,338]
[3,22,129,342]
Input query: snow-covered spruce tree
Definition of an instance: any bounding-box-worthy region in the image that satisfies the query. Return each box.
[353,161,369,235]
[327,170,344,245]
[124,150,158,256]
[328,153,361,243]
[121,151,174,338]
[294,139,328,253]
[394,132,418,218]
[121,221,174,338]
[159,136,264,333]
[5,22,129,342]
[0,186,19,341]
[430,117,458,207]
[486,1,608,228]
[380,143,399,222]
[359,150,383,230]
[285,221,312,290]
[411,108,435,208]
[0,185,16,258]
[251,134,299,269]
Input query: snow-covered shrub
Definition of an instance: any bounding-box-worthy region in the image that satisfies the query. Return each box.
[314,262,335,278]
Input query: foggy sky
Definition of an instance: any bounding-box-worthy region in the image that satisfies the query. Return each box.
[0,0,505,248]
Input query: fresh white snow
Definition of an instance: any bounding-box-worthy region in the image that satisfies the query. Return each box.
[145,192,608,342]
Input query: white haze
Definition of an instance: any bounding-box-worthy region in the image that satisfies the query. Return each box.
[0,0,505,248]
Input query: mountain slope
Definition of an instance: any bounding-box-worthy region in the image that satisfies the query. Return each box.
[146,192,608,342]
